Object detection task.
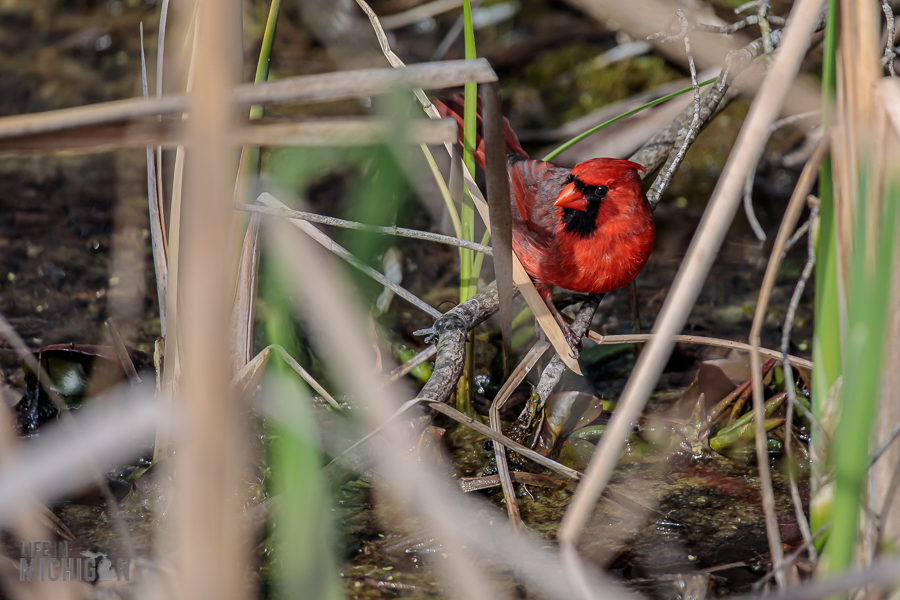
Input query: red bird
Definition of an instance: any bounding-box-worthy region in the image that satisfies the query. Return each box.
[434,95,655,353]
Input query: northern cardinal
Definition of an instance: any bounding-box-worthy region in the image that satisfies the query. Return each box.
[434,94,655,353]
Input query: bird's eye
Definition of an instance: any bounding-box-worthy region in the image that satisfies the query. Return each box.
[584,185,609,201]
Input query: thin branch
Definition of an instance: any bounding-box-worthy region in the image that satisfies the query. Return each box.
[235,202,492,255]
[532,297,602,408]
[756,0,775,58]
[272,345,342,411]
[384,344,437,385]
[734,555,900,600]
[646,10,702,206]
[751,523,829,590]
[586,331,813,370]
[743,110,821,242]
[694,14,785,36]
[258,192,443,320]
[431,0,485,61]
[380,0,463,30]
[425,400,583,482]
[785,215,812,250]
[483,82,515,376]
[781,199,819,564]
[0,60,497,141]
[735,1,760,14]
[884,0,897,76]
[106,318,142,385]
[870,420,900,469]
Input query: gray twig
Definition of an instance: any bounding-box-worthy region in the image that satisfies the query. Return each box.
[781,201,819,564]
[234,202,492,255]
[735,0,760,13]
[884,0,897,76]
[384,344,437,385]
[785,213,812,250]
[258,192,443,320]
[881,0,897,77]
[743,110,821,242]
[757,0,775,58]
[531,296,602,409]
[647,8,784,40]
[694,14,785,36]
[414,282,503,404]
[646,10,703,208]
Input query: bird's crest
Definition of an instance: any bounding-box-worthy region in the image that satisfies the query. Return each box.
[570,158,646,187]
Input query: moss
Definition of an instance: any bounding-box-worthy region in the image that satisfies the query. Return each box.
[511,43,681,128]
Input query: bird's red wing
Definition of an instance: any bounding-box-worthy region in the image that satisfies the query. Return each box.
[508,157,571,240]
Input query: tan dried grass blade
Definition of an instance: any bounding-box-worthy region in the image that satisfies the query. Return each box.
[0,118,458,154]
[0,59,496,141]
[230,213,261,375]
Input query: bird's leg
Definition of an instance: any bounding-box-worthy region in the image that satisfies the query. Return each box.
[536,284,582,357]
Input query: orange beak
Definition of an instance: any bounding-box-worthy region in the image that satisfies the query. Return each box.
[553,182,588,211]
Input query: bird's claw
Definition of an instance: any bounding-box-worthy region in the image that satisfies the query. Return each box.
[414,327,438,344]
[563,331,582,360]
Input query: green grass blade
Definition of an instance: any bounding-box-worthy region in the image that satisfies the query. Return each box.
[251,0,282,118]
[541,77,717,163]
[456,0,479,416]
[263,259,342,600]
[240,0,282,204]
[826,172,899,574]
[811,0,840,542]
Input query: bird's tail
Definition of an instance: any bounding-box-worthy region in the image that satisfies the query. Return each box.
[432,93,529,169]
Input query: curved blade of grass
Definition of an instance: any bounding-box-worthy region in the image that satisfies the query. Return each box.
[542,76,717,163]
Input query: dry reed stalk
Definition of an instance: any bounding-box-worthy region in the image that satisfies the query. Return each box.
[154,11,200,465]
[584,331,814,369]
[555,0,827,570]
[489,340,551,530]
[483,82,514,376]
[380,0,464,29]
[0,118,460,154]
[173,2,248,600]
[141,26,169,340]
[0,60,496,141]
